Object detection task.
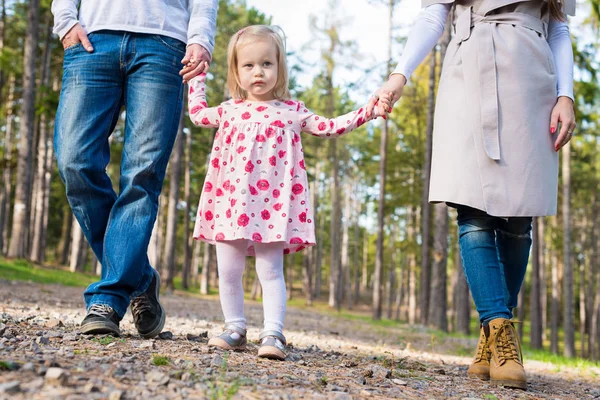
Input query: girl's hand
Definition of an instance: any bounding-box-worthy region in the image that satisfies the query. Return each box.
[550,96,576,151]
[366,74,407,118]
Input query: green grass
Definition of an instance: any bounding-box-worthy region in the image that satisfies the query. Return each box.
[0,258,96,287]
[151,355,170,366]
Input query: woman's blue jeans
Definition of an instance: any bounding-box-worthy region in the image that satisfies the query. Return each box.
[54,31,185,318]
[456,205,532,325]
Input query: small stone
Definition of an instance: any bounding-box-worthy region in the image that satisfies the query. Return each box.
[46,331,63,339]
[106,342,117,348]
[210,354,223,368]
[23,378,44,390]
[158,331,173,340]
[392,379,408,386]
[0,381,21,393]
[22,362,35,372]
[36,336,50,345]
[328,393,352,400]
[63,333,79,342]
[30,341,42,354]
[181,372,193,381]
[139,341,155,349]
[185,333,201,342]
[341,360,358,368]
[45,367,66,385]
[147,370,170,386]
[433,368,446,375]
[83,382,100,393]
[46,319,64,329]
[0,323,6,336]
[205,367,213,375]
[108,390,123,400]
[368,364,391,379]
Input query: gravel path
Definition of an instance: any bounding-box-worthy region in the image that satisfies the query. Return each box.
[0,280,598,399]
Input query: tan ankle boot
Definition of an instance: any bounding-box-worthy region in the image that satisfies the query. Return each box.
[467,324,491,380]
[487,318,527,390]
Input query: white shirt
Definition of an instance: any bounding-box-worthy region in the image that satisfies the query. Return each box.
[51,0,218,54]
[392,4,574,100]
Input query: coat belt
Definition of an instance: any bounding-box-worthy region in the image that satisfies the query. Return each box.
[454,7,548,161]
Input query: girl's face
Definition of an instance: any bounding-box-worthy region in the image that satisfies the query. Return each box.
[237,39,279,101]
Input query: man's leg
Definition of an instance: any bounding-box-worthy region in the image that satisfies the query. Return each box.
[84,33,185,336]
[55,31,124,334]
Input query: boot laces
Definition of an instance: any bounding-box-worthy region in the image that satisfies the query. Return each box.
[475,336,491,361]
[131,295,151,316]
[496,321,522,365]
[88,304,114,317]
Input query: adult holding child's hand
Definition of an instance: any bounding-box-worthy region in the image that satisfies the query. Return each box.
[366,74,406,118]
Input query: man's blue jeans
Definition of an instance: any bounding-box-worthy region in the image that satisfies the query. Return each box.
[456,205,532,325]
[55,31,185,319]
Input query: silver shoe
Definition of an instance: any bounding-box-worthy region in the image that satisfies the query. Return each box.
[208,324,247,350]
[258,330,286,360]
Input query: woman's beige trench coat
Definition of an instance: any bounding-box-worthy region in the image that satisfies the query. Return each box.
[427,0,576,217]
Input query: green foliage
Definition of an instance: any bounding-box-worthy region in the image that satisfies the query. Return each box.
[151,355,170,366]
[92,336,122,346]
[0,258,96,287]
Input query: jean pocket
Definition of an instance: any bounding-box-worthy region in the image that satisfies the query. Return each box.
[64,42,84,53]
[153,35,186,56]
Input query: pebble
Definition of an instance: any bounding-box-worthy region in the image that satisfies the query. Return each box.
[147,370,170,386]
[36,336,50,345]
[210,354,223,368]
[63,333,79,342]
[83,382,100,393]
[46,319,64,328]
[0,323,6,336]
[0,381,21,393]
[158,331,174,340]
[108,390,123,400]
[22,362,35,372]
[45,367,66,385]
[139,341,155,349]
[368,364,391,379]
[392,379,408,386]
[328,393,352,400]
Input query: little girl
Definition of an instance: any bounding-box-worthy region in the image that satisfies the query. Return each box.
[187,25,387,360]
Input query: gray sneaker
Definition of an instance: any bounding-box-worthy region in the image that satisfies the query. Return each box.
[258,330,286,360]
[208,324,247,350]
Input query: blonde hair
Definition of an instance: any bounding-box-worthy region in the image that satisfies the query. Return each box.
[227,25,291,100]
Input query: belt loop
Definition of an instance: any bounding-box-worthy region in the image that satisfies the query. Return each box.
[456,6,473,43]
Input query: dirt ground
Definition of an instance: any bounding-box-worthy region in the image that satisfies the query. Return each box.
[0,280,598,399]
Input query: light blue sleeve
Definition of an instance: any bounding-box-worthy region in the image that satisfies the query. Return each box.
[547,17,574,100]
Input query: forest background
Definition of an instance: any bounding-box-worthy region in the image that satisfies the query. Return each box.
[0,0,599,364]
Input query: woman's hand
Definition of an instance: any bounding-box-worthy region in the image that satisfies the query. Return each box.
[551,96,576,151]
[366,73,407,118]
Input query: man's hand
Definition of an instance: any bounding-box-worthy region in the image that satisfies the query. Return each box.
[62,23,93,52]
[180,44,211,83]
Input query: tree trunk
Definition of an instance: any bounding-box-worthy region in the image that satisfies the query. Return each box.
[303,247,313,306]
[562,143,575,357]
[191,240,202,286]
[182,127,193,290]
[30,19,53,263]
[386,247,396,319]
[0,74,16,254]
[57,207,73,265]
[361,229,369,293]
[420,49,436,325]
[0,0,6,94]
[550,216,560,354]
[314,165,323,298]
[429,203,448,331]
[351,198,361,309]
[8,0,40,258]
[530,217,543,348]
[200,241,212,295]
[517,279,526,339]
[341,183,351,308]
[163,109,185,291]
[454,250,471,335]
[408,206,418,324]
[539,217,548,342]
[69,219,85,272]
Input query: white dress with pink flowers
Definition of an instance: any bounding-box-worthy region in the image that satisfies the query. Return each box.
[188,74,374,255]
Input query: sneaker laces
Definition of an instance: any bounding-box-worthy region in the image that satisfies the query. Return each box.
[130,294,151,316]
[88,304,114,317]
[495,321,522,365]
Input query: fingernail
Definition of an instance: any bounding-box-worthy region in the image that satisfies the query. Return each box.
[86,46,93,51]
[382,115,387,120]
[550,127,556,133]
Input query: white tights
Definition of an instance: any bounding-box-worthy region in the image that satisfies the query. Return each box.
[215,240,286,334]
